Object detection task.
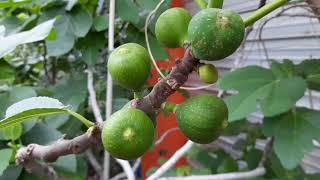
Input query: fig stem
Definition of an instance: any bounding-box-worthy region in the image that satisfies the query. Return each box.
[207,0,224,9]
[194,0,207,9]
[243,0,289,27]
[161,102,178,114]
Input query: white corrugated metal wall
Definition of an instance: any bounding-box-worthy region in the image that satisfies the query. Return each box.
[184,0,320,174]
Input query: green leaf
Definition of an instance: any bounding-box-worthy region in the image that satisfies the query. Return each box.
[22,122,62,144]
[263,108,320,170]
[93,15,108,32]
[0,0,32,8]
[1,123,22,141]
[46,74,88,128]
[54,155,77,173]
[0,96,93,129]
[296,59,320,91]
[270,60,297,79]
[8,86,37,104]
[113,98,130,113]
[116,0,140,26]
[218,65,307,121]
[244,149,262,170]
[0,149,12,176]
[265,152,306,179]
[77,32,105,66]
[187,146,221,172]
[123,25,168,60]
[0,165,22,180]
[40,6,92,56]
[189,168,211,175]
[157,158,167,165]
[0,60,15,84]
[216,156,238,173]
[135,0,171,34]
[176,165,191,176]
[0,19,55,58]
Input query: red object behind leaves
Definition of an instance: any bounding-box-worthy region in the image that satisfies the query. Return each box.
[141,6,188,176]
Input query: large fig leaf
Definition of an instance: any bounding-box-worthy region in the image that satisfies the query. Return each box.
[218,61,307,121]
[263,108,320,170]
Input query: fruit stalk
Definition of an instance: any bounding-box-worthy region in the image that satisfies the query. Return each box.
[207,0,224,9]
[243,0,289,27]
[194,0,207,9]
[131,48,199,113]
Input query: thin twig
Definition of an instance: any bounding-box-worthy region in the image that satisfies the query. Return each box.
[87,69,104,123]
[159,168,265,180]
[145,0,166,79]
[147,140,194,180]
[116,159,135,180]
[155,127,180,145]
[87,149,102,174]
[110,158,141,180]
[42,41,52,84]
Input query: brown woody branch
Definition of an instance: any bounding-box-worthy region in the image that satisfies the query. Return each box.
[15,125,102,179]
[131,48,199,112]
[307,0,320,21]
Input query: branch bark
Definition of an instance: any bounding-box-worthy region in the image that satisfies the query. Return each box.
[15,125,102,179]
[132,48,199,113]
[307,0,320,21]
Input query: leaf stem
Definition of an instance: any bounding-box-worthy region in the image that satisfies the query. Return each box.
[207,0,224,9]
[194,0,207,9]
[67,110,94,127]
[243,0,289,27]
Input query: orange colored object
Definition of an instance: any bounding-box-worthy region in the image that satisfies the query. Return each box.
[141,0,189,175]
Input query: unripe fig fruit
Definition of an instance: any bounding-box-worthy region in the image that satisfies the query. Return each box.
[198,64,218,84]
[155,7,191,48]
[107,43,151,91]
[175,95,228,144]
[101,108,155,160]
[188,8,244,61]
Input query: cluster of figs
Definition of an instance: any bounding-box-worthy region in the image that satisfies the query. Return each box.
[103,7,245,160]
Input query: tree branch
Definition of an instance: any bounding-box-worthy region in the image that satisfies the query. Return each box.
[132,48,199,113]
[86,68,104,123]
[15,125,102,179]
[147,140,194,180]
[307,0,320,21]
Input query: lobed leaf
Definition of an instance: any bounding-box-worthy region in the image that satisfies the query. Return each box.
[218,62,307,121]
[0,149,12,176]
[263,108,320,169]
